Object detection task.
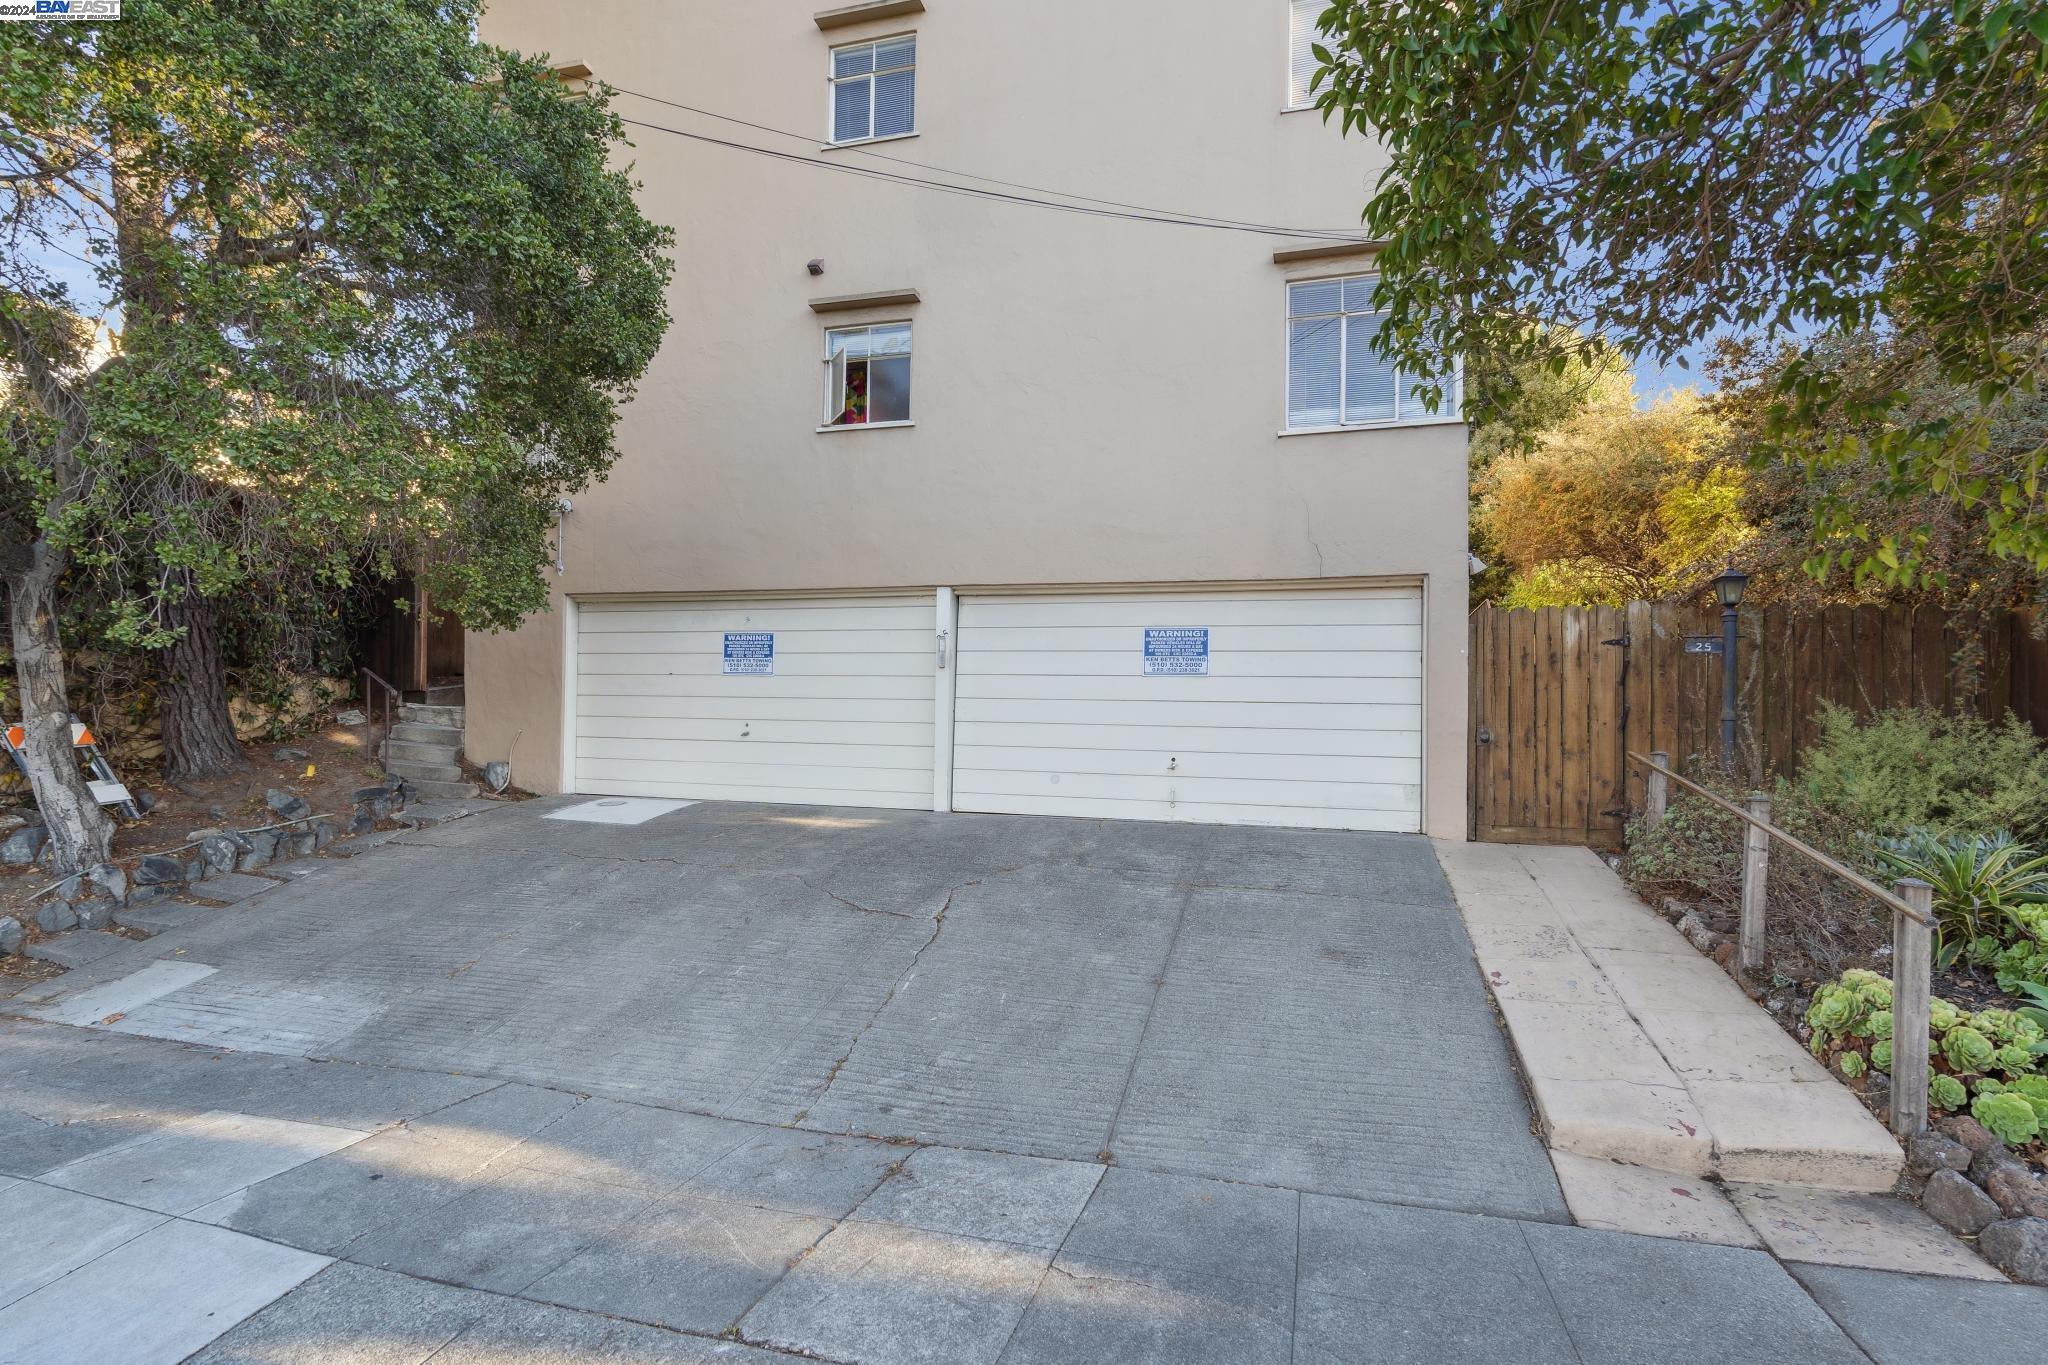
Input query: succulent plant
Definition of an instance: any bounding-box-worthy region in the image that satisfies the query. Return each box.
[1972,1091,2044,1145]
[1807,985,1863,1038]
[1867,1009,1893,1042]
[1837,1051,1867,1079]
[1931,1074,1968,1112]
[1943,1025,1998,1075]
[1871,1039,1894,1071]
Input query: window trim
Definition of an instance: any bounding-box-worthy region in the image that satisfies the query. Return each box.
[1282,272,1464,432]
[822,318,914,428]
[827,31,918,146]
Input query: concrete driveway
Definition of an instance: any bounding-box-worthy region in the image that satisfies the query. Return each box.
[2,799,2008,1362]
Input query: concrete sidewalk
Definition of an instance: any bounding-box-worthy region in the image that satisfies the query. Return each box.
[1437,841,1903,1190]
[9,1019,2044,1364]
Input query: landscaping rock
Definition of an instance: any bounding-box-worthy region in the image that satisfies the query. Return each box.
[0,916,22,956]
[348,808,375,836]
[200,834,241,874]
[1923,1170,2001,1236]
[33,901,78,934]
[272,745,311,763]
[264,788,312,822]
[238,828,281,872]
[1979,1218,2048,1286]
[1985,1165,2048,1221]
[334,707,366,725]
[1938,1116,2002,1156]
[134,790,158,813]
[74,899,117,931]
[0,812,24,836]
[1,822,48,865]
[1971,1144,2027,1188]
[85,861,127,902]
[290,831,317,857]
[310,817,339,852]
[1908,1131,1975,1179]
[135,853,189,886]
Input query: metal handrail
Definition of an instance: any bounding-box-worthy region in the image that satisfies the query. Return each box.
[1628,750,1931,926]
[1631,747,1940,1136]
[361,666,402,766]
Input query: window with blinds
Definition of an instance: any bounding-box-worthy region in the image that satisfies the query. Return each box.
[830,36,916,144]
[824,322,912,426]
[1288,0,1329,108]
[1286,276,1454,430]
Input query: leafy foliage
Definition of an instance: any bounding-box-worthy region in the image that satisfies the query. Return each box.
[1875,829,2048,968]
[1973,1089,2045,1144]
[0,0,674,637]
[1477,390,1751,606]
[1800,704,2048,843]
[1308,0,2048,585]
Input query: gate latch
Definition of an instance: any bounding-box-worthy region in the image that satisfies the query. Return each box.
[936,628,949,670]
[1476,725,1493,745]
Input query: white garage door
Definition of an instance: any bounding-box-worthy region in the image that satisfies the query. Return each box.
[951,588,1423,831]
[573,596,935,809]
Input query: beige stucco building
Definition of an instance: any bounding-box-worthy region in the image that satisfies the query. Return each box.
[469,0,1471,838]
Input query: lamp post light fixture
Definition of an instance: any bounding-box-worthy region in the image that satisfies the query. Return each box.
[1713,565,1749,771]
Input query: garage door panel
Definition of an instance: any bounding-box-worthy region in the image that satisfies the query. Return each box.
[574,595,935,811]
[950,720,1421,760]
[578,717,935,747]
[959,593,1421,628]
[959,649,1424,679]
[579,738,935,772]
[952,587,1425,832]
[964,791,1421,833]
[579,629,933,658]
[577,757,932,794]
[579,672,933,699]
[573,776,931,809]
[954,745,1421,786]
[947,624,1423,654]
[956,674,1422,706]
[953,697,1420,732]
[578,692,933,724]
[581,603,931,634]
[954,767,1417,809]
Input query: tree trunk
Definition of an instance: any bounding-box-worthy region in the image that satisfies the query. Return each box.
[159,585,251,783]
[6,544,115,876]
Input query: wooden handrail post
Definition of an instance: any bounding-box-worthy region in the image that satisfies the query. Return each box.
[1646,751,1670,827]
[1739,791,1771,973]
[1891,878,1935,1138]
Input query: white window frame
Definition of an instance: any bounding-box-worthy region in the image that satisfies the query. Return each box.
[1283,273,1463,433]
[821,320,914,430]
[828,33,918,146]
[1286,0,1330,111]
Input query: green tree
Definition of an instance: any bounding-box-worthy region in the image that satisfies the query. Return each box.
[1478,391,1750,605]
[1,1,672,872]
[1308,1,2048,585]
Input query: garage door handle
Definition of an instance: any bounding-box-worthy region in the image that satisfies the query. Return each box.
[936,629,949,670]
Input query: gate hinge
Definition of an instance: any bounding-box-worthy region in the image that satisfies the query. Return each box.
[1601,635,1630,647]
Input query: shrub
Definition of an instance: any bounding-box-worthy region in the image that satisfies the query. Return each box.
[1799,703,2048,843]
[1623,766,1886,977]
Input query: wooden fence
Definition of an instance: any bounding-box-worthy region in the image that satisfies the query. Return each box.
[1469,603,2048,847]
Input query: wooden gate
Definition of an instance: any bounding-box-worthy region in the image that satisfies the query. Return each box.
[1469,603,2048,847]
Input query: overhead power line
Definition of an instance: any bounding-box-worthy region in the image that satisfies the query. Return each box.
[612,86,1371,239]
[609,91,1376,243]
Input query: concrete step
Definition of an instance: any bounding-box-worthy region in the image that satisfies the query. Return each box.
[387,739,462,767]
[390,722,464,747]
[425,684,466,705]
[1437,840,1904,1192]
[387,758,466,785]
[399,777,481,800]
[398,703,464,728]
